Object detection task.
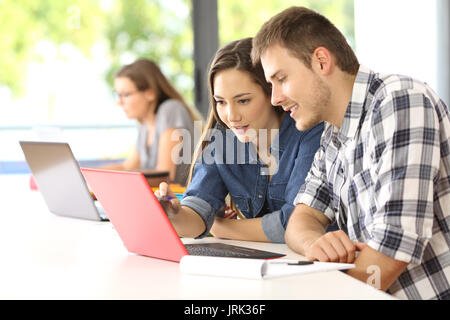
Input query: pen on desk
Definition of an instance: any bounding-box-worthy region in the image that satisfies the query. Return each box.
[287,261,314,266]
[269,260,314,265]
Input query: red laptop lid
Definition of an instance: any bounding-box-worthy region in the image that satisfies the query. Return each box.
[81,168,188,262]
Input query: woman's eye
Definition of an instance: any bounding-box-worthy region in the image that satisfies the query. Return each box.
[238,99,250,104]
[215,100,225,105]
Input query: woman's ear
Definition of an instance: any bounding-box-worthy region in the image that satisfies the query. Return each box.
[144,88,156,102]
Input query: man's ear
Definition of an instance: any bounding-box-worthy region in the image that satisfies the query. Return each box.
[313,47,332,75]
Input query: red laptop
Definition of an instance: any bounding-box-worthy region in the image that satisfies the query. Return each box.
[81,168,285,262]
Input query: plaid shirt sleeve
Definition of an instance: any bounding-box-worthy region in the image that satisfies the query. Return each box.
[293,127,336,223]
[366,89,440,265]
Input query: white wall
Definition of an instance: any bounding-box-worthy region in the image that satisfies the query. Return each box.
[354,0,439,91]
[436,0,450,105]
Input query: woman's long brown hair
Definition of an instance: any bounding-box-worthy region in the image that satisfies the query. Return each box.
[187,37,282,183]
[115,58,202,123]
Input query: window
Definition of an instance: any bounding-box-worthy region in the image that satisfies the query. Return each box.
[218,0,355,48]
[0,0,193,173]
[1,0,356,174]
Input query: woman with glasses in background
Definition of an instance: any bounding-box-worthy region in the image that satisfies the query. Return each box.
[106,59,202,186]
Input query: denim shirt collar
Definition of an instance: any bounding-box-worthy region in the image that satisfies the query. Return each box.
[215,112,292,163]
[270,112,291,154]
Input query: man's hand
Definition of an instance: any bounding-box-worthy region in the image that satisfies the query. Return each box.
[304,230,367,263]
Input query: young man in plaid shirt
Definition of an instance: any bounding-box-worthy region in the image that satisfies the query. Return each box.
[252,6,450,300]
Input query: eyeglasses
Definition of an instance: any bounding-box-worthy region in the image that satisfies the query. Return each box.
[112,90,141,101]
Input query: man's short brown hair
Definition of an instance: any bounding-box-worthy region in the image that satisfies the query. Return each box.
[252,6,359,75]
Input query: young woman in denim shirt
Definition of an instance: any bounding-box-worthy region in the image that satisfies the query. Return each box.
[157,38,324,243]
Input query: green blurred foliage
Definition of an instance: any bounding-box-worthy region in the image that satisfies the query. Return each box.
[0,0,193,101]
[0,0,353,106]
[104,0,193,103]
[0,0,103,95]
[218,0,355,48]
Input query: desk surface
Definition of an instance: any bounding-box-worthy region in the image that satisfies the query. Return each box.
[0,175,395,300]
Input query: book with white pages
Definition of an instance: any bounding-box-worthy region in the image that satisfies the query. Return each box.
[179,256,355,280]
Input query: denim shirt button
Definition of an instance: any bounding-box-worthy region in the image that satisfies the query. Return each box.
[258,194,263,198]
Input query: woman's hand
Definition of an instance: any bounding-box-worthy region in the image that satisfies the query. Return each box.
[216,205,238,219]
[155,182,181,217]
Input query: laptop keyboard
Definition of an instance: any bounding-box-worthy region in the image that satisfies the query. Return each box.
[184,243,284,259]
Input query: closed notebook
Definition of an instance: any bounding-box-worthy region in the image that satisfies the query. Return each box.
[179,256,355,280]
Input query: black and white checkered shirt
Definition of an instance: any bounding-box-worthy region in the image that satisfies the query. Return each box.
[294,65,450,300]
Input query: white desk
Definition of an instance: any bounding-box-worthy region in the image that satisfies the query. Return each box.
[0,175,395,300]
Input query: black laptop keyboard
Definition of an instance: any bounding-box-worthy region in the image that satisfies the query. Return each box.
[184,243,285,259]
[185,244,250,257]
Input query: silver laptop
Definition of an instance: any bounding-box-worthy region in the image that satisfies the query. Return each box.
[19,141,108,221]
